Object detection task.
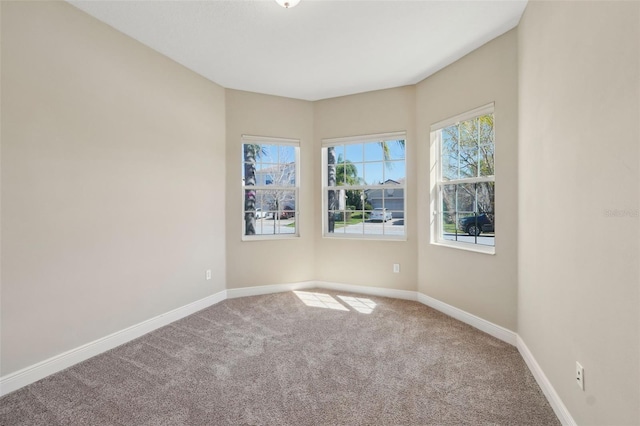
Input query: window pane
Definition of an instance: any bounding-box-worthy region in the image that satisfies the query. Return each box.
[387,140,406,160]
[459,119,478,178]
[478,115,494,146]
[244,188,257,210]
[383,161,405,183]
[460,118,478,145]
[364,142,384,162]
[337,161,362,185]
[442,184,456,215]
[257,162,295,186]
[364,162,383,185]
[479,143,494,178]
[255,190,267,212]
[456,183,476,213]
[268,190,295,212]
[477,181,495,215]
[256,163,272,185]
[278,145,295,163]
[459,144,478,178]
[330,210,346,234]
[441,127,458,181]
[344,189,366,210]
[335,161,347,185]
[345,143,363,163]
[327,189,340,213]
[327,147,338,186]
[327,189,346,234]
[382,189,403,210]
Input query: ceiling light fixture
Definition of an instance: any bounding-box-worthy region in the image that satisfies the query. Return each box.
[275,0,300,8]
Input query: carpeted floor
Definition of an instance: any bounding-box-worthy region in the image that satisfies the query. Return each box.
[0,289,559,425]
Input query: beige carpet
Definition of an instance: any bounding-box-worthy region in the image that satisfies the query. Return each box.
[0,289,559,425]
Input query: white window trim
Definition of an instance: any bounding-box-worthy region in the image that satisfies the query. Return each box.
[430,104,495,254]
[322,131,407,241]
[430,103,494,132]
[241,135,300,241]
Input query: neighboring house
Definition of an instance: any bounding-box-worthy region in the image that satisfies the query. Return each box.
[250,162,296,213]
[365,179,404,218]
[254,162,295,187]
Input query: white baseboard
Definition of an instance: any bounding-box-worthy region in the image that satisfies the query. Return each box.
[416,292,517,345]
[314,281,418,301]
[0,290,227,397]
[517,336,576,426]
[226,281,316,299]
[226,281,418,302]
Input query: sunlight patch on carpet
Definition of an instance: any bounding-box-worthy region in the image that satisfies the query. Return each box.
[337,295,377,314]
[293,291,349,311]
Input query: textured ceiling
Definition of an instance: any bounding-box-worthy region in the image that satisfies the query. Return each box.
[68,0,527,101]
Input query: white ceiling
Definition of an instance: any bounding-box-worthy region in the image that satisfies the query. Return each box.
[68,0,527,101]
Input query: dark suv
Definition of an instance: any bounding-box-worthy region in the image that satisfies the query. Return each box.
[459,214,494,236]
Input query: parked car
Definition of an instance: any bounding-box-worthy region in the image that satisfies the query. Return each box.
[279,206,295,219]
[255,208,265,219]
[370,208,393,222]
[459,214,494,236]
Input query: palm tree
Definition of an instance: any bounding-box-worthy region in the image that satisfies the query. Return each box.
[378,140,405,164]
[327,146,337,232]
[243,144,267,235]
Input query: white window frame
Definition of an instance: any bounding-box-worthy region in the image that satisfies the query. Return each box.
[430,104,495,254]
[241,135,300,241]
[322,131,407,241]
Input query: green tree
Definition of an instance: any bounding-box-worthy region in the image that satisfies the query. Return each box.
[335,156,359,185]
[335,156,368,211]
[441,115,495,225]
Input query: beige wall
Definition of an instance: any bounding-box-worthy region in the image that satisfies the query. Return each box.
[518,2,640,424]
[416,30,519,331]
[1,2,227,375]
[4,2,638,423]
[313,87,418,290]
[224,90,315,288]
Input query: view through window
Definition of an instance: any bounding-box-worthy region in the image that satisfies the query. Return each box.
[242,136,299,239]
[322,133,406,239]
[432,104,495,252]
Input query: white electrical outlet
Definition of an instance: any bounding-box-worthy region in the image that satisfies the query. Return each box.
[206,269,212,280]
[393,264,400,273]
[576,362,584,391]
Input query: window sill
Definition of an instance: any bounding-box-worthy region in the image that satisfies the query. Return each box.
[242,234,300,242]
[323,233,407,242]
[431,240,495,255]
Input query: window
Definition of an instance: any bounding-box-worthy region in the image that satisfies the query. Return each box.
[322,132,406,239]
[242,135,299,240]
[431,104,495,253]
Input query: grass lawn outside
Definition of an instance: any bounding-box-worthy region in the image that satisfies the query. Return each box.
[334,213,367,229]
[443,223,459,233]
